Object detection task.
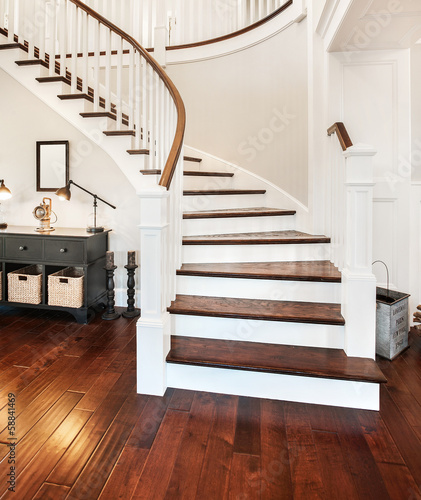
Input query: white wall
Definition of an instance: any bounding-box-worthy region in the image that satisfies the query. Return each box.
[166,19,309,205]
[0,69,140,304]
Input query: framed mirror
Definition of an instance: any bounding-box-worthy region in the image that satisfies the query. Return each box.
[36,140,69,192]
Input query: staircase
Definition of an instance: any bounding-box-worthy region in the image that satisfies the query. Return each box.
[0,1,385,411]
[163,153,386,410]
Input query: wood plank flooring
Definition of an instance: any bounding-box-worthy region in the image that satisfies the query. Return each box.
[0,306,420,499]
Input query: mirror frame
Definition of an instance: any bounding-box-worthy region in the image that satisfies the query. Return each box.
[36,140,69,192]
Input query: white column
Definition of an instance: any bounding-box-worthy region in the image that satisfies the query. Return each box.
[341,144,377,359]
[136,186,171,396]
[153,0,167,66]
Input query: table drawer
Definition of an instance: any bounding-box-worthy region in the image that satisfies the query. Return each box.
[0,237,3,258]
[44,239,85,263]
[5,237,43,260]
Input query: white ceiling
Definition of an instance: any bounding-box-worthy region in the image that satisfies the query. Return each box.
[329,0,421,52]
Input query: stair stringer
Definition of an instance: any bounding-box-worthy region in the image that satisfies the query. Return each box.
[0,45,152,193]
[183,145,311,232]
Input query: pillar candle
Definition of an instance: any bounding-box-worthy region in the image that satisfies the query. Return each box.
[105,251,114,269]
[128,251,136,266]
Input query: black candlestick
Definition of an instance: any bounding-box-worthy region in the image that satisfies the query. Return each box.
[102,265,121,320]
[122,264,140,318]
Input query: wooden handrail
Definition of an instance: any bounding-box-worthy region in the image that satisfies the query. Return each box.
[69,0,185,190]
[327,122,353,151]
[166,0,294,52]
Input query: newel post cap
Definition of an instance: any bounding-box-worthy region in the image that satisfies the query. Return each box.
[343,143,377,158]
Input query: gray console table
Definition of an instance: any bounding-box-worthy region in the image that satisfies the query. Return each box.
[0,226,110,323]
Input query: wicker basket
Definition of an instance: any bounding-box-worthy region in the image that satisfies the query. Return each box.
[48,267,84,308]
[8,265,43,304]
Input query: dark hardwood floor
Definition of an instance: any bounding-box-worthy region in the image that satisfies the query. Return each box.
[0,306,420,499]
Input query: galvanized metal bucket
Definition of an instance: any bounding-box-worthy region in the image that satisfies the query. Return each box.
[376,286,410,360]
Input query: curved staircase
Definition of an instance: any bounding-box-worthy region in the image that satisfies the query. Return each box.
[0,1,385,410]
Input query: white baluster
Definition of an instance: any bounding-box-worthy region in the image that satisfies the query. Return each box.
[105,28,111,111]
[148,66,156,169]
[26,0,34,58]
[141,57,148,152]
[135,53,142,150]
[149,1,157,47]
[7,0,15,43]
[258,0,264,21]
[81,9,88,93]
[59,0,67,78]
[158,79,165,169]
[116,36,123,130]
[37,0,46,62]
[70,1,77,92]
[48,0,57,76]
[18,0,25,46]
[128,45,135,130]
[92,19,100,111]
[250,0,256,24]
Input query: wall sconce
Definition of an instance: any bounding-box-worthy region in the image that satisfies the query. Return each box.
[0,179,12,229]
[55,180,116,233]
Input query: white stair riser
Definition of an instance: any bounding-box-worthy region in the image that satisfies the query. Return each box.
[182,214,295,236]
[171,314,344,349]
[176,275,341,303]
[182,193,267,211]
[183,175,235,190]
[182,243,330,263]
[167,364,380,410]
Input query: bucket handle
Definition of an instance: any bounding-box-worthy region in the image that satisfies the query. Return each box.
[372,260,389,298]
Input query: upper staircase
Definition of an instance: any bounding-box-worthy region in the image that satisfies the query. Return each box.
[0,0,384,410]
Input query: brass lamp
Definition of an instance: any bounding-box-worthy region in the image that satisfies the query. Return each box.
[0,179,12,229]
[55,180,116,233]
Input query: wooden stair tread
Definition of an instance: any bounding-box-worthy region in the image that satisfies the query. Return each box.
[177,261,341,282]
[58,93,94,102]
[183,171,234,177]
[139,169,234,177]
[16,58,48,68]
[166,336,387,384]
[183,230,330,245]
[0,43,20,50]
[130,150,150,156]
[184,155,202,163]
[183,207,295,219]
[36,76,71,84]
[183,189,266,196]
[103,130,135,136]
[81,111,116,120]
[168,295,345,325]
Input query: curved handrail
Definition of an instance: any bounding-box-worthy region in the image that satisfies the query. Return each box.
[69,0,185,189]
[327,122,353,151]
[166,0,293,52]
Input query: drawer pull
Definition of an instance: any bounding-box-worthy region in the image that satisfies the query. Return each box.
[19,246,27,251]
[60,248,67,253]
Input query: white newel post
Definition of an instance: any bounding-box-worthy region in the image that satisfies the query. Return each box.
[136,187,170,395]
[341,144,377,359]
[154,0,168,66]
